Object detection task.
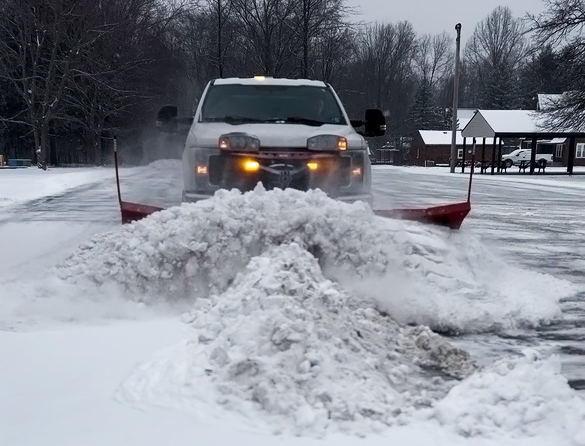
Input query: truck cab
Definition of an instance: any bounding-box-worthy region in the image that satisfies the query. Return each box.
[159,77,385,205]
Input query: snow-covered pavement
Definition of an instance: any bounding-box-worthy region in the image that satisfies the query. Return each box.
[1,162,585,445]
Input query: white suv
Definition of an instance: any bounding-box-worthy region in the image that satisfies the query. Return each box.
[502,149,553,168]
[160,77,386,205]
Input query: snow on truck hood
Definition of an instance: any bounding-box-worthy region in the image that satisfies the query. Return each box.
[187,122,364,149]
[213,77,327,87]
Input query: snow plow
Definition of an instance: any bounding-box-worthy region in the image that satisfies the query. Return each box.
[114,77,471,229]
[114,139,471,229]
[113,137,164,224]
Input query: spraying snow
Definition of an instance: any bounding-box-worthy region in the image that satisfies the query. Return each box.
[57,186,575,333]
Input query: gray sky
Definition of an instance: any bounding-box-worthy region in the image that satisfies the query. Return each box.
[347,0,546,38]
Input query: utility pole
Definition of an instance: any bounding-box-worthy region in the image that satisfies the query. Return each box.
[450,23,462,173]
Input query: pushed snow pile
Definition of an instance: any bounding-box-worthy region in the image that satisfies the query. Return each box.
[57,186,575,333]
[427,350,585,444]
[117,243,477,436]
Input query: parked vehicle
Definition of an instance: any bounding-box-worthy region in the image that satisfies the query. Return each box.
[501,149,553,168]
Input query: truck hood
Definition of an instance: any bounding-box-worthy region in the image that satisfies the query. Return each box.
[186,122,365,150]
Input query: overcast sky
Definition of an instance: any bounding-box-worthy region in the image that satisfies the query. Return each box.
[347,0,546,39]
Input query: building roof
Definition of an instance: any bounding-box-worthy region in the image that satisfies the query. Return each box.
[419,130,495,145]
[537,94,562,111]
[462,110,544,137]
[461,109,585,138]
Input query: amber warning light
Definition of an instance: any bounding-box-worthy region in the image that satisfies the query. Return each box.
[242,160,260,172]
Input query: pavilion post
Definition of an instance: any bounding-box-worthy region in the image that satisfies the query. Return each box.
[530,136,537,174]
[568,136,576,175]
[497,139,503,173]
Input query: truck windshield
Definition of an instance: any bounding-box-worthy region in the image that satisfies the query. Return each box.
[200,84,346,126]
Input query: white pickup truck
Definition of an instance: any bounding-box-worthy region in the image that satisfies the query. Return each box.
[158,77,386,205]
[501,149,553,168]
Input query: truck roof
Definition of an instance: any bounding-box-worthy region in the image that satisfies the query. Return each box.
[212,77,327,88]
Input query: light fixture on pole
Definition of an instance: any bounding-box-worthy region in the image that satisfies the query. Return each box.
[450,23,462,173]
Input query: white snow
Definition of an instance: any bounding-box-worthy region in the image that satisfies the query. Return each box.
[1,161,585,446]
[0,166,112,209]
[427,350,585,441]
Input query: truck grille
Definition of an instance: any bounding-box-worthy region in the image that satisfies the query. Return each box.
[208,153,352,193]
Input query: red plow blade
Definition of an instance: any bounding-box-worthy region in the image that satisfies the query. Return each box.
[119,201,164,224]
[114,137,164,224]
[374,201,471,230]
[118,198,470,229]
[113,137,471,229]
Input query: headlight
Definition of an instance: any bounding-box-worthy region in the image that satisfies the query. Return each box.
[307,135,347,151]
[218,133,260,151]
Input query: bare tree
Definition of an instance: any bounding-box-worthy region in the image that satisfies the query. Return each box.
[204,0,237,78]
[407,33,454,131]
[0,0,100,166]
[313,25,354,84]
[529,0,585,130]
[286,0,348,78]
[465,6,529,109]
[0,0,188,166]
[231,0,296,76]
[351,22,417,134]
[530,0,585,50]
[413,33,453,89]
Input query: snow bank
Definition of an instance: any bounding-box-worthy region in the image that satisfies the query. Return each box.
[425,350,585,445]
[117,242,476,436]
[57,186,575,333]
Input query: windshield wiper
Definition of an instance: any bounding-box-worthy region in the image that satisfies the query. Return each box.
[206,116,265,124]
[205,116,325,126]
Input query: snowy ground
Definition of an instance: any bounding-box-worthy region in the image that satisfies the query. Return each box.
[2,161,585,445]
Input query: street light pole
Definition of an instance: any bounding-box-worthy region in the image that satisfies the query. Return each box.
[450,23,462,173]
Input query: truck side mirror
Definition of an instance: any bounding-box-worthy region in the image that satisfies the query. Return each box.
[156,105,194,134]
[352,109,386,137]
[364,109,386,137]
[156,105,178,133]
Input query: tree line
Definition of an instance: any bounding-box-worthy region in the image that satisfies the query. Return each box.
[0,0,582,166]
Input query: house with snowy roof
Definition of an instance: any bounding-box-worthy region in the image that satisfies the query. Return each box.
[537,93,563,111]
[410,99,585,172]
[409,109,496,167]
[462,109,585,173]
[410,129,497,167]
